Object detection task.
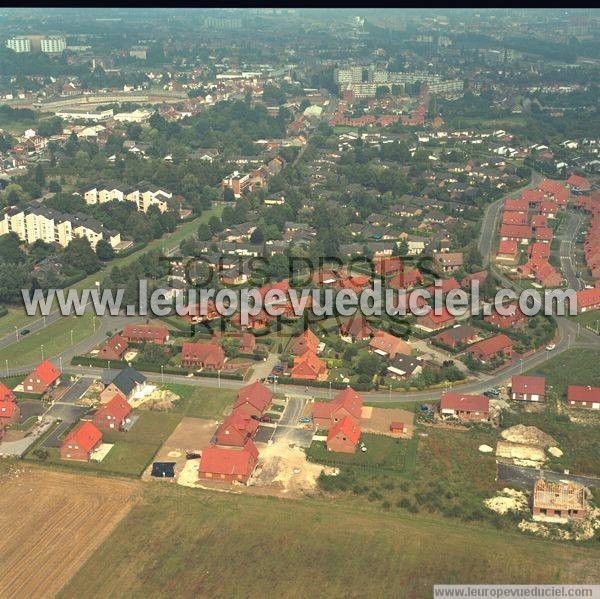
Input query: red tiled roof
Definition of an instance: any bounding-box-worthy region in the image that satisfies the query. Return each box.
[199,440,258,477]
[235,381,273,412]
[576,288,600,310]
[0,401,18,418]
[566,174,590,189]
[369,329,411,355]
[468,334,513,358]
[29,360,61,386]
[420,307,455,325]
[440,392,489,413]
[122,324,169,342]
[62,422,102,453]
[95,395,132,423]
[504,198,529,212]
[567,385,600,403]
[327,416,361,445]
[500,224,532,240]
[512,375,546,395]
[497,240,518,256]
[0,383,16,402]
[291,350,327,378]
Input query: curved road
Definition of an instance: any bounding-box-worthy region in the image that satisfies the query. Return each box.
[7,169,600,403]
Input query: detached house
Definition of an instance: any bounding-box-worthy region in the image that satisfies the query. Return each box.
[0,401,20,427]
[291,350,328,381]
[198,440,259,484]
[566,385,600,410]
[60,422,103,462]
[100,367,147,403]
[291,329,319,357]
[215,411,259,447]
[369,329,411,359]
[98,335,129,361]
[234,381,272,418]
[22,360,61,395]
[532,479,587,523]
[312,387,363,429]
[93,395,133,431]
[434,324,478,349]
[327,416,361,453]
[180,342,225,370]
[339,314,372,342]
[122,324,170,345]
[433,252,463,273]
[466,334,513,363]
[511,375,546,402]
[439,392,489,422]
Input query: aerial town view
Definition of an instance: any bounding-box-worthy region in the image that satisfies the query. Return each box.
[0,7,599,598]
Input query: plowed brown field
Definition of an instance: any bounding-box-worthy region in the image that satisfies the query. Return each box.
[0,465,137,599]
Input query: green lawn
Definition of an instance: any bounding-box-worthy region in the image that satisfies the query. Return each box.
[28,411,181,478]
[525,348,600,397]
[571,310,600,332]
[306,433,409,470]
[0,312,94,368]
[162,383,236,419]
[0,307,39,338]
[59,484,600,598]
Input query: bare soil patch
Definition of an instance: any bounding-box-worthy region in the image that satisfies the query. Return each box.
[0,465,137,599]
[360,406,415,438]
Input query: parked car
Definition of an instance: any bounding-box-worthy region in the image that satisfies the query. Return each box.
[20,329,30,336]
[298,416,311,424]
[545,344,556,351]
[259,415,272,423]
[442,360,455,367]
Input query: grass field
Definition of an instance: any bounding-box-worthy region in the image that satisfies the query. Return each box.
[164,383,236,419]
[30,411,181,477]
[571,310,600,331]
[0,312,94,368]
[0,307,38,338]
[59,483,600,598]
[307,434,409,470]
[525,348,600,397]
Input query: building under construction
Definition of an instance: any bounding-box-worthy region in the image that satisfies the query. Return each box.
[532,479,587,523]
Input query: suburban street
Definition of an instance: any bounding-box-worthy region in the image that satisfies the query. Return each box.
[558,210,586,291]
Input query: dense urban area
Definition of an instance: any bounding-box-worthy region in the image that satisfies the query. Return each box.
[0,8,599,598]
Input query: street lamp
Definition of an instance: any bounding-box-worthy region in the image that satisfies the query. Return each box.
[41,344,45,360]
[59,356,63,371]
[519,358,524,374]
[4,359,8,377]
[70,329,74,346]
[218,370,221,389]
[161,364,164,384]
[328,380,332,399]
[14,326,18,341]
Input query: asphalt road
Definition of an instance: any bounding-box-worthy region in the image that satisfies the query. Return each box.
[478,170,543,268]
[558,210,585,291]
[497,462,600,490]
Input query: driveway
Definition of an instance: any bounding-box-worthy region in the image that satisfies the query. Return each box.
[269,396,315,447]
[57,377,93,405]
[248,353,280,383]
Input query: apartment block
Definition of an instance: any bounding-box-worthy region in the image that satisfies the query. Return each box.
[80,181,171,213]
[0,206,121,249]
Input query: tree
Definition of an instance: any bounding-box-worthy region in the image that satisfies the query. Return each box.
[96,239,115,261]
[63,237,101,274]
[48,180,61,193]
[34,164,45,188]
[0,233,26,264]
[197,223,211,241]
[0,263,29,304]
[209,216,223,235]
[223,187,235,202]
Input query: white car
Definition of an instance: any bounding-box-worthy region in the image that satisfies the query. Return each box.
[545,344,556,351]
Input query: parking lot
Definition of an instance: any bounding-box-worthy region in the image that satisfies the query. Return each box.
[252,396,315,448]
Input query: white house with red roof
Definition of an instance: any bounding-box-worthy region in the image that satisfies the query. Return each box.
[567,386,600,410]
[198,440,259,483]
[511,375,546,402]
[327,416,361,453]
[439,392,489,422]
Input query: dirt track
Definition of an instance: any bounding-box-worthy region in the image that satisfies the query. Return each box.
[0,465,138,599]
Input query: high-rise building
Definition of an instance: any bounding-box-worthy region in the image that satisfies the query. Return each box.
[40,36,66,53]
[6,37,31,53]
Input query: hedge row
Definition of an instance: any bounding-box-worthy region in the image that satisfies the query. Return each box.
[274,377,370,392]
